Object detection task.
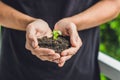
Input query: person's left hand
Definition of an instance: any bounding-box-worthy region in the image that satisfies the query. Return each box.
[54,19,82,67]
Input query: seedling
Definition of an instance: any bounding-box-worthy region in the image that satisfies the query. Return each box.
[38,30,70,53]
[52,30,62,40]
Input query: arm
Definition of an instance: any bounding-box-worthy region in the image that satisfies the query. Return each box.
[0,1,60,63]
[64,0,120,31]
[0,1,36,31]
[55,0,120,67]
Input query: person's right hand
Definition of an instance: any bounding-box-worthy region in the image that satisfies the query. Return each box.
[25,19,60,63]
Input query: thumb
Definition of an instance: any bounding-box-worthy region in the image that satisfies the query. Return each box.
[32,40,38,48]
[28,34,38,48]
[70,23,78,47]
[70,33,77,47]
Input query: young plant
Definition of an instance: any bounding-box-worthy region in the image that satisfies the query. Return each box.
[52,30,62,40]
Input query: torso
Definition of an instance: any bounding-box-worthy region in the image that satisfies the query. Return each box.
[0,0,100,80]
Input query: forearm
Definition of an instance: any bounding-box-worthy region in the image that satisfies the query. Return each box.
[0,1,36,31]
[65,0,120,31]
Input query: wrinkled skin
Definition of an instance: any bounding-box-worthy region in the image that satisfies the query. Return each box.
[25,19,60,63]
[54,19,82,67]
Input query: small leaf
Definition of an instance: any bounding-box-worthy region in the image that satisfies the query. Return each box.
[52,30,62,40]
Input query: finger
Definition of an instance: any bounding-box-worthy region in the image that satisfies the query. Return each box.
[59,55,72,63]
[46,29,52,38]
[61,47,78,56]
[32,47,55,56]
[46,54,61,60]
[27,26,38,48]
[25,37,35,50]
[35,55,48,61]
[28,34,38,48]
[53,59,60,64]
[46,31,53,38]
[33,48,61,60]
[36,32,44,38]
[54,23,65,34]
[69,23,80,47]
[70,33,77,47]
[25,43,33,50]
[58,60,66,67]
[35,55,60,62]
[58,55,72,67]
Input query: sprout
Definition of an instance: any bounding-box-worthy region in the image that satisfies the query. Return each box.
[52,30,62,40]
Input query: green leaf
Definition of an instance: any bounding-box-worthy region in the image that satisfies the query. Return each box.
[110,20,120,29]
[52,30,62,40]
[100,74,108,80]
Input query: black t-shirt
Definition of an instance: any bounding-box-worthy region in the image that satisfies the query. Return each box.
[0,0,100,80]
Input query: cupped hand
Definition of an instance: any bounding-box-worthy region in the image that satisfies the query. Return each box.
[54,19,82,67]
[25,19,60,63]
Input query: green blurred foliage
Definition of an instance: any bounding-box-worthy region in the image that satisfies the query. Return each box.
[100,15,120,61]
[100,73,110,80]
[100,15,120,80]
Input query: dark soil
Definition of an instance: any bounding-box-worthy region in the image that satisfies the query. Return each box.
[38,36,71,53]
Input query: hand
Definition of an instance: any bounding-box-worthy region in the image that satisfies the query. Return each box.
[25,19,60,63]
[54,19,82,67]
